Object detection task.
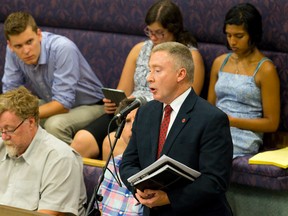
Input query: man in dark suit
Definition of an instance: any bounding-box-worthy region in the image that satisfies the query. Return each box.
[120,41,233,216]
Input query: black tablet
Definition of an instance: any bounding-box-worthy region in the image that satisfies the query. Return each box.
[102,87,127,106]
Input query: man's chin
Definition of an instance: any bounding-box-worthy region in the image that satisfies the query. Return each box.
[24,60,37,65]
[22,57,37,65]
[4,142,18,157]
[153,95,165,103]
[152,94,160,101]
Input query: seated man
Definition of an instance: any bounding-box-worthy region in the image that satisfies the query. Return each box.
[0,86,86,216]
[3,11,104,144]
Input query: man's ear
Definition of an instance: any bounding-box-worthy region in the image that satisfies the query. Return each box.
[7,40,13,51]
[28,116,37,128]
[37,28,42,42]
[177,68,187,83]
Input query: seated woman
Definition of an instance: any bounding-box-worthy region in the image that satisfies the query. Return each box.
[71,0,205,159]
[207,3,280,158]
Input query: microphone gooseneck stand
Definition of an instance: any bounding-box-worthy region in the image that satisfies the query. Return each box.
[85,117,126,216]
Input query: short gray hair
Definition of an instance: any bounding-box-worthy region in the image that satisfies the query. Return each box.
[151,41,194,83]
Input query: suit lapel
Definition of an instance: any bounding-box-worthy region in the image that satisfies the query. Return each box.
[161,90,198,156]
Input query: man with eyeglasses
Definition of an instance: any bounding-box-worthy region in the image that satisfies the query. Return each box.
[0,86,87,216]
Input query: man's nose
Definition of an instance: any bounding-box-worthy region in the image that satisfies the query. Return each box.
[23,45,30,54]
[146,72,153,82]
[1,132,10,140]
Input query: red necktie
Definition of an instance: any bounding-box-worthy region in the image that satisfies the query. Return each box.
[157,105,173,158]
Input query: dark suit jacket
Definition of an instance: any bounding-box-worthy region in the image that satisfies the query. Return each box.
[120,89,233,216]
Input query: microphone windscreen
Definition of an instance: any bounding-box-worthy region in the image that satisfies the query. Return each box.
[136,96,147,106]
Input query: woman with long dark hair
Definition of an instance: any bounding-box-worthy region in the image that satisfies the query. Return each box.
[208,3,280,158]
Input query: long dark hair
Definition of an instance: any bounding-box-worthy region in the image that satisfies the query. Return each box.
[223,3,262,48]
[145,0,198,47]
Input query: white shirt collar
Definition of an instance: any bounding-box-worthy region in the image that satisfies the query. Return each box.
[163,88,191,115]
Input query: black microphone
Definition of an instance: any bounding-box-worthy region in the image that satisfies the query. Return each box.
[114,96,147,120]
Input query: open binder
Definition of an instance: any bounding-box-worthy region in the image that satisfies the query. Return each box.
[127,155,201,191]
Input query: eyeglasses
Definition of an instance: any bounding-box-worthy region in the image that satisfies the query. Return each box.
[0,119,26,137]
[144,27,165,39]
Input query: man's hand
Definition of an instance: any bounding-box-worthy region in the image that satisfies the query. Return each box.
[135,189,170,208]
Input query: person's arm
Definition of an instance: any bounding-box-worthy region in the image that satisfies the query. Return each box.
[207,55,225,105]
[168,110,233,212]
[229,60,280,132]
[191,50,205,95]
[2,46,26,92]
[49,37,85,111]
[39,100,69,119]
[104,42,144,114]
[117,42,144,96]
[39,153,84,215]
[38,209,65,216]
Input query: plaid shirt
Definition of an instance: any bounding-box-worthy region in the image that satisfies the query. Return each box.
[99,155,143,216]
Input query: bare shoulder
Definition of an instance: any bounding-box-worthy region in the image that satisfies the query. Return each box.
[124,41,145,64]
[211,53,229,73]
[261,58,277,71]
[255,57,279,86]
[190,49,201,56]
[190,49,204,63]
[130,41,145,56]
[213,53,229,65]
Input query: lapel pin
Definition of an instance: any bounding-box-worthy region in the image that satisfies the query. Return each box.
[182,118,186,123]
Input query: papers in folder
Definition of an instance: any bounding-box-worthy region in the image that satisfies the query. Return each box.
[127,155,201,191]
[248,147,288,169]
